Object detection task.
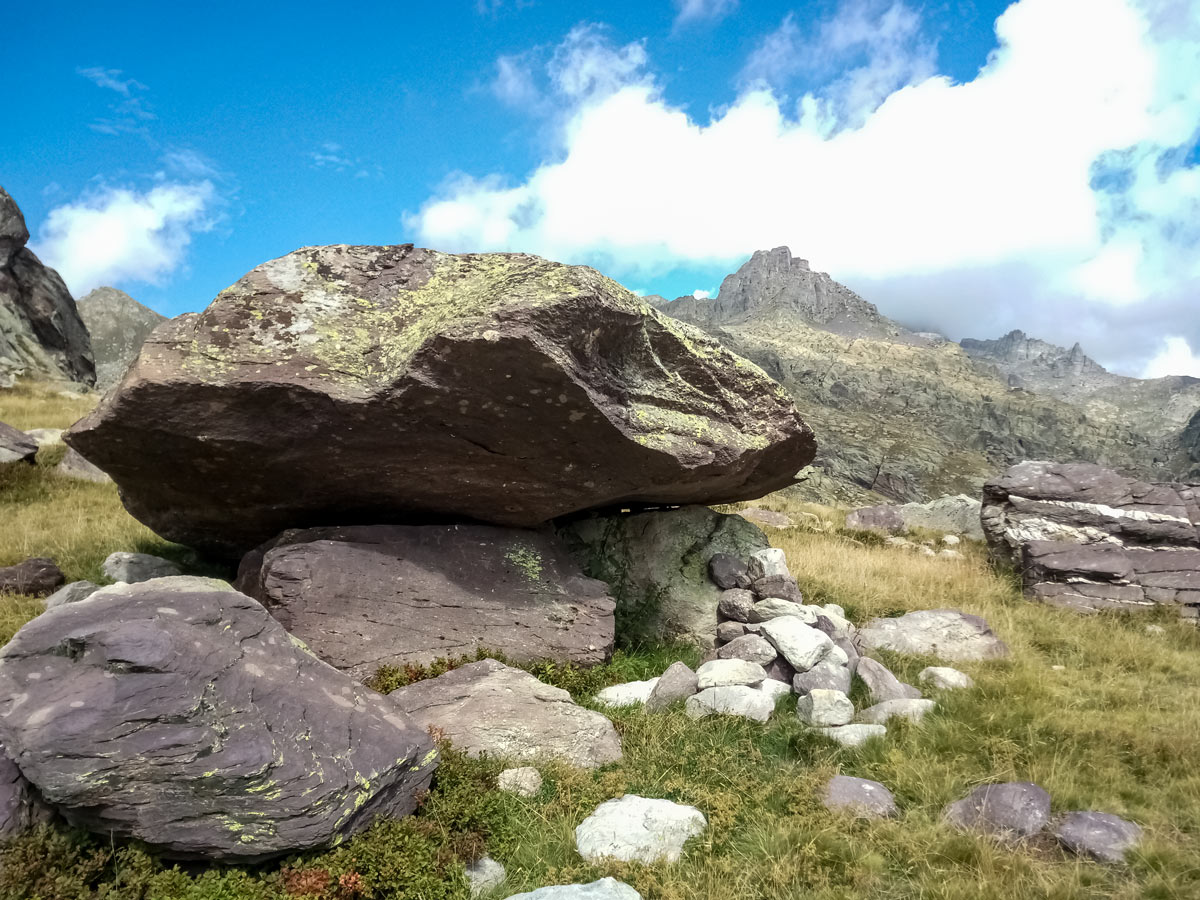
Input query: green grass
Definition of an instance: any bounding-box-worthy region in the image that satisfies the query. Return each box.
[1,384,1198,898]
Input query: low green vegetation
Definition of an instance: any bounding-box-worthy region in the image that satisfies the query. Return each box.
[2,385,1199,899]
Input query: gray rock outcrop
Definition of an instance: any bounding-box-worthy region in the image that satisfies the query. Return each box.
[65,244,815,557]
[0,585,437,860]
[857,610,1009,661]
[101,551,182,584]
[0,187,95,386]
[556,506,768,645]
[387,659,622,768]
[236,524,615,676]
[983,461,1200,618]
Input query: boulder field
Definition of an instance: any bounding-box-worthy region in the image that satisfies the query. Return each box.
[65,244,816,557]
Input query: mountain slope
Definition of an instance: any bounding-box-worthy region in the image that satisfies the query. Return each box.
[654,248,1200,502]
[77,287,166,389]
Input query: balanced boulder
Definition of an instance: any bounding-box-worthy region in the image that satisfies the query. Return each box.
[0,586,437,860]
[235,524,615,676]
[65,245,815,557]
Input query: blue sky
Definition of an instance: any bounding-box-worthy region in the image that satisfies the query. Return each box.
[6,0,1200,376]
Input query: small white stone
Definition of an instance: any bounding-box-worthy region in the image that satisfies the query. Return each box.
[813,723,887,747]
[748,548,790,580]
[466,856,506,897]
[919,666,974,690]
[756,679,793,703]
[857,698,935,725]
[685,685,775,722]
[759,616,834,671]
[498,767,543,798]
[575,795,707,864]
[796,689,854,726]
[595,678,659,708]
[696,658,766,689]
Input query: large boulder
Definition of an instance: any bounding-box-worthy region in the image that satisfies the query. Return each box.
[76,286,166,389]
[387,659,622,768]
[555,506,768,645]
[64,245,815,557]
[235,524,615,677]
[0,187,95,386]
[983,461,1200,618]
[0,585,437,861]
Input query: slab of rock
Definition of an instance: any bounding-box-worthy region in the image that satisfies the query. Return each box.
[899,494,985,540]
[756,679,793,702]
[717,634,777,666]
[857,609,1009,661]
[498,767,543,798]
[645,662,698,711]
[858,698,935,725]
[389,660,621,768]
[708,553,750,590]
[740,508,793,529]
[759,616,833,671]
[575,795,706,863]
[55,447,111,483]
[559,506,768,645]
[66,245,815,557]
[696,658,767,689]
[0,187,95,386]
[43,580,99,609]
[0,422,37,464]
[88,575,232,601]
[1053,811,1143,863]
[748,548,790,580]
[503,878,642,900]
[0,744,53,838]
[845,506,905,534]
[794,661,852,696]
[596,679,659,708]
[101,551,182,584]
[715,621,746,643]
[796,689,853,726]
[0,586,436,860]
[467,856,507,897]
[0,558,64,597]
[717,588,757,623]
[944,782,1051,840]
[919,666,974,690]
[822,775,898,819]
[812,724,887,747]
[855,658,922,704]
[237,525,615,676]
[685,685,775,722]
[747,596,815,623]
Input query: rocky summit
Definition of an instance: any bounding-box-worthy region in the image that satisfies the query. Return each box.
[0,187,94,387]
[653,247,1200,504]
[77,286,166,389]
[65,244,815,556]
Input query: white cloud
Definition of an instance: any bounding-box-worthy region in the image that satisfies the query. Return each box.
[77,66,146,96]
[692,288,712,299]
[1143,336,1200,378]
[674,0,738,27]
[409,0,1200,373]
[34,182,217,295]
[492,54,541,107]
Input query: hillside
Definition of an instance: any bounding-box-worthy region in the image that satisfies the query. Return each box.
[76,287,166,389]
[653,248,1200,503]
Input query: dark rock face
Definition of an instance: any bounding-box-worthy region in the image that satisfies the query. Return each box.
[0,586,437,861]
[943,782,1051,840]
[0,558,64,597]
[0,187,95,386]
[235,524,615,678]
[0,744,53,839]
[555,506,768,645]
[708,553,751,590]
[77,287,166,388]
[0,421,38,464]
[983,461,1200,619]
[65,245,814,557]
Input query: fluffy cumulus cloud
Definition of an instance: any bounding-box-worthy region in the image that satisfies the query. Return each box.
[409,0,1200,376]
[34,181,217,295]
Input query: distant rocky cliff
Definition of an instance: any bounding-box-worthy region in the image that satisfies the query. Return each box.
[78,287,166,388]
[654,248,1200,503]
[0,187,94,387]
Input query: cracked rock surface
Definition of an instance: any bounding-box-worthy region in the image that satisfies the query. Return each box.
[0,586,436,861]
[236,524,615,676]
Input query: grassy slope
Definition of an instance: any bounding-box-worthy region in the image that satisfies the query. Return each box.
[1,385,1198,899]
